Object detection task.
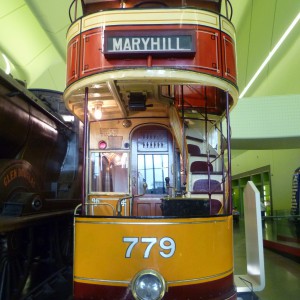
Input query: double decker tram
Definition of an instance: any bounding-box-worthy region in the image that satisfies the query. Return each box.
[64,0,238,299]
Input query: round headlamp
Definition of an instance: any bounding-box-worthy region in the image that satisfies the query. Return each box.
[131,269,166,300]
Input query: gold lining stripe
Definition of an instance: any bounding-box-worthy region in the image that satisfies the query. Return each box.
[75,276,130,284]
[75,219,228,226]
[167,268,233,284]
[74,268,233,285]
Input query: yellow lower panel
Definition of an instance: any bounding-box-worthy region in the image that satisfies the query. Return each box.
[74,216,233,287]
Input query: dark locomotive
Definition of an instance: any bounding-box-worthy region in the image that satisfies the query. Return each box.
[0,68,82,300]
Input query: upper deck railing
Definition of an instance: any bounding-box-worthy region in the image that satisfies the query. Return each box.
[69,0,233,22]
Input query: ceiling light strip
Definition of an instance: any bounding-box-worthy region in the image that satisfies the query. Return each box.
[239,12,300,99]
[1,53,11,75]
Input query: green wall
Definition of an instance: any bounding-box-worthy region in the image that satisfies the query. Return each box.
[231,149,300,211]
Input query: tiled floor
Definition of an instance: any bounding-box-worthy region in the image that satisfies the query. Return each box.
[234,220,300,300]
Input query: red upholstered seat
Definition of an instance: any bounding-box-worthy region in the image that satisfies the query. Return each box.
[210,199,222,215]
[190,161,213,173]
[193,179,222,193]
[187,144,201,155]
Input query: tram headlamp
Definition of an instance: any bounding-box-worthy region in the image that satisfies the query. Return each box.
[131,269,166,300]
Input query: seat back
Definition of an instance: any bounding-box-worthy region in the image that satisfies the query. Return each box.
[190,161,213,173]
[187,144,201,155]
[210,199,222,214]
[193,179,222,192]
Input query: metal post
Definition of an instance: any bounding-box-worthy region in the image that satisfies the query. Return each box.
[74,0,78,20]
[181,85,187,187]
[226,91,232,212]
[81,87,89,215]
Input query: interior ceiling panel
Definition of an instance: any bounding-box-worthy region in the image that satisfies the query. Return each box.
[0,0,300,150]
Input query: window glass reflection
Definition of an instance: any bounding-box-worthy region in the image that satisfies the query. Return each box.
[90,152,129,193]
[138,154,168,194]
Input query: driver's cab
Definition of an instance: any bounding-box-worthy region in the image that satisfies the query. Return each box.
[87,121,174,217]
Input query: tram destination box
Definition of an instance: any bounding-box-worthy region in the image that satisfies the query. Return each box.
[104,30,196,58]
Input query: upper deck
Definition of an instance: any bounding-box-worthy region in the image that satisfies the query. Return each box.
[64,0,238,121]
[79,1,224,15]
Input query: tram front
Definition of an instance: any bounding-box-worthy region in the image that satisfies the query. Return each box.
[64,1,238,299]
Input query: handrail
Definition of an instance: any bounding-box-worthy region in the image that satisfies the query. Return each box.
[74,204,82,216]
[116,195,133,216]
[69,0,76,22]
[116,182,148,216]
[225,0,233,21]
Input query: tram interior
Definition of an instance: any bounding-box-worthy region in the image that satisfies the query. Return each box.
[85,84,230,218]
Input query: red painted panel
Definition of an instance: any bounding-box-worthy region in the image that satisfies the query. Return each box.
[66,36,80,85]
[195,29,220,74]
[174,85,227,114]
[222,33,237,83]
[81,28,103,76]
[66,25,237,87]
[149,27,221,78]
[134,200,163,216]
[137,202,152,216]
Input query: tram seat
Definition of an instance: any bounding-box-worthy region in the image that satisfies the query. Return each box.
[190,161,213,173]
[210,199,223,215]
[187,144,201,156]
[189,173,223,192]
[187,144,217,159]
[192,179,222,193]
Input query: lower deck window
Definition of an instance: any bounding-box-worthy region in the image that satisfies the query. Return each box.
[137,154,168,194]
[90,151,129,193]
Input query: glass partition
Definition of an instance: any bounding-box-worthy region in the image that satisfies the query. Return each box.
[90,151,129,193]
[264,213,300,257]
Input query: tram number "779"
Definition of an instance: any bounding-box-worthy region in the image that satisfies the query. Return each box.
[123,237,176,258]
